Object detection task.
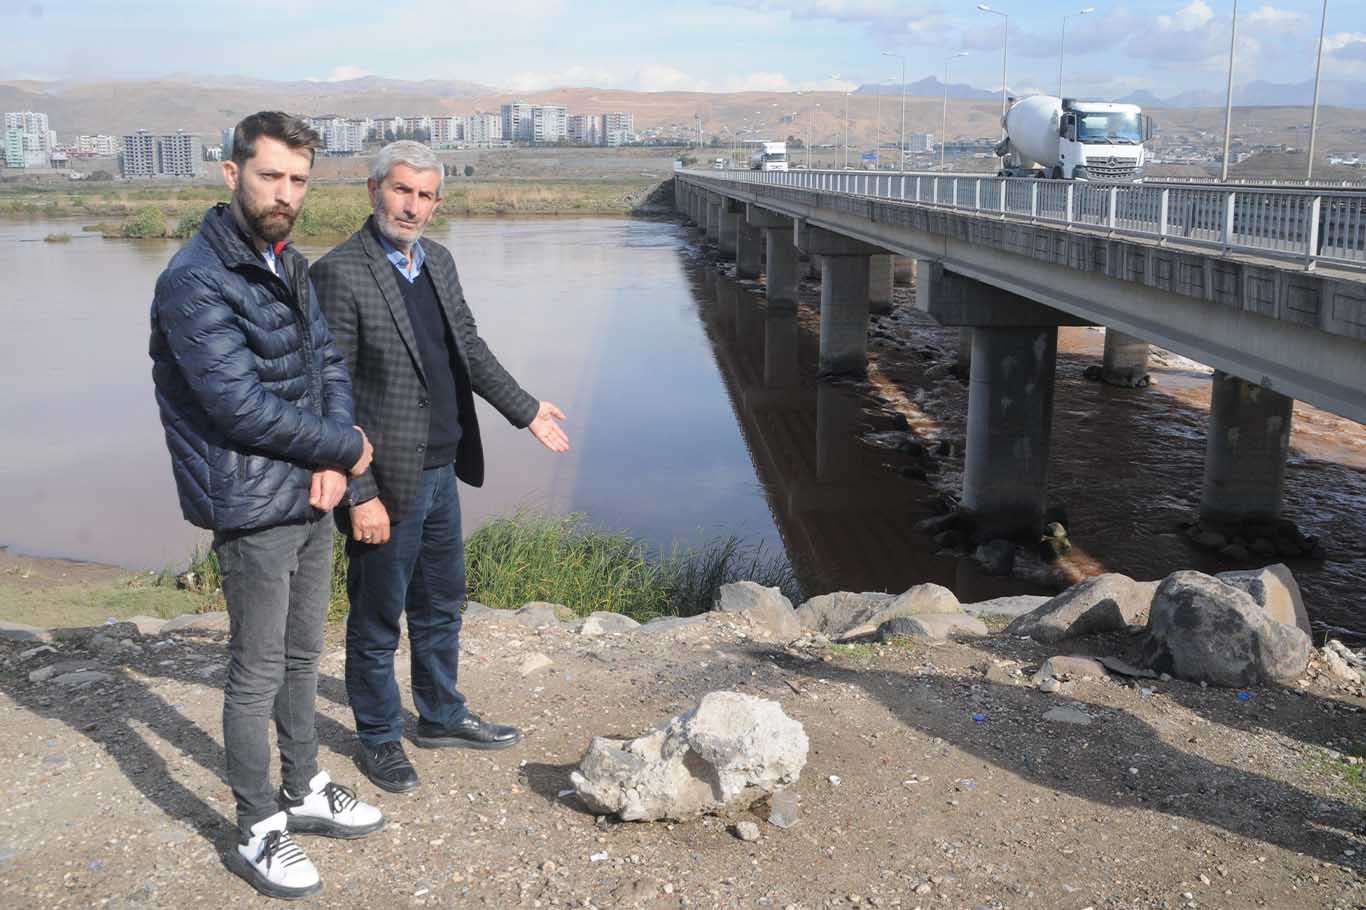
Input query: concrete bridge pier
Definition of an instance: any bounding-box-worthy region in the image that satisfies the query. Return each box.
[915,260,1093,537]
[705,194,721,243]
[956,328,973,377]
[746,205,798,309]
[869,255,895,316]
[718,199,742,260]
[1200,371,1294,525]
[1102,329,1151,386]
[736,219,764,280]
[797,224,889,378]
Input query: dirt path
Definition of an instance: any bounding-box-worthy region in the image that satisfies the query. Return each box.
[1,608,1362,910]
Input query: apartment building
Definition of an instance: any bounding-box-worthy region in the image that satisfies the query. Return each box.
[120,130,204,177]
[501,102,534,142]
[531,104,568,144]
[3,111,53,168]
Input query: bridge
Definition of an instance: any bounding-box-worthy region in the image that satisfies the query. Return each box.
[673,167,1366,540]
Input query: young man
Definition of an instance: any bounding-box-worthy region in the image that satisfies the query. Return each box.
[150,111,385,900]
[311,141,569,793]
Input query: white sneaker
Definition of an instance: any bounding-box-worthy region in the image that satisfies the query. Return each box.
[282,770,387,839]
[229,811,321,900]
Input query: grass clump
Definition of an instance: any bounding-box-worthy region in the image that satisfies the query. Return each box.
[43,232,72,243]
[463,511,798,622]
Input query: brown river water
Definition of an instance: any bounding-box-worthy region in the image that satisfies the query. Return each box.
[1,214,1362,641]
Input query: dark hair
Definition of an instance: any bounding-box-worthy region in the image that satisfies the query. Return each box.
[230,111,321,167]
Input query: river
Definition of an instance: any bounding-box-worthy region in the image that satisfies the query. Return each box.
[1,213,1362,641]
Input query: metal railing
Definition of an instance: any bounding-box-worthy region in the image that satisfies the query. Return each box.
[680,168,1366,271]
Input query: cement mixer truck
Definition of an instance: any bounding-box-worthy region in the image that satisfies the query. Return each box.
[995,95,1153,181]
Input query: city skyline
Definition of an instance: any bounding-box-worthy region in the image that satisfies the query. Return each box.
[5,0,1365,101]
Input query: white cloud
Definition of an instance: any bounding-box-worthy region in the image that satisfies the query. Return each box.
[1156,0,1214,32]
[1246,5,1308,28]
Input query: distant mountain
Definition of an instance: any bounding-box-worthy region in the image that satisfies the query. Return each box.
[856,77,999,102]
[1120,79,1365,110]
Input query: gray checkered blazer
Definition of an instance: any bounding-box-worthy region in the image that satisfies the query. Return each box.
[311,218,539,522]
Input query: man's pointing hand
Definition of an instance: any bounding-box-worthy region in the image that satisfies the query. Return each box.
[528,401,570,453]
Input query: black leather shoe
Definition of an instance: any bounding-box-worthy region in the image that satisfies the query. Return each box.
[414,712,522,750]
[357,740,419,793]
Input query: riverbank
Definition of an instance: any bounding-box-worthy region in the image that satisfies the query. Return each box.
[0,579,1362,908]
[0,178,667,239]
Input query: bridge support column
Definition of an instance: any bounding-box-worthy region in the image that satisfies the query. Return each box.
[736,219,764,280]
[956,328,973,377]
[915,261,1093,538]
[718,200,741,260]
[962,327,1059,538]
[706,196,721,243]
[869,255,894,316]
[1200,371,1293,524]
[1102,329,1150,386]
[893,256,916,286]
[674,180,687,216]
[746,205,797,309]
[818,255,871,376]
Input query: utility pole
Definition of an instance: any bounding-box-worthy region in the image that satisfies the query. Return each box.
[1220,0,1240,182]
[1306,0,1329,182]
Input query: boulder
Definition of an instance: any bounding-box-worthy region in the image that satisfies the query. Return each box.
[1215,563,1310,638]
[125,615,169,637]
[794,592,894,635]
[578,612,642,636]
[1321,647,1363,685]
[887,583,961,617]
[1005,574,1157,643]
[961,595,1050,620]
[638,616,711,636]
[714,582,801,642]
[877,613,988,642]
[463,602,518,624]
[1140,571,1312,688]
[1031,656,1108,684]
[570,691,808,822]
[515,602,572,628]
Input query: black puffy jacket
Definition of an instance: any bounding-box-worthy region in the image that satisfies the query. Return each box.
[150,204,363,532]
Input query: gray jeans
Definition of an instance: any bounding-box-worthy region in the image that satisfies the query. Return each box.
[214,515,333,837]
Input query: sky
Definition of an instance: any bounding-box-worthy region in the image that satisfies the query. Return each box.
[3,0,1365,99]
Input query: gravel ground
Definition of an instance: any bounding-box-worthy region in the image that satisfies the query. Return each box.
[1,607,1363,910]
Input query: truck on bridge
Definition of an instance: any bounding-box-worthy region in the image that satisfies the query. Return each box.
[749,141,789,172]
[996,95,1153,181]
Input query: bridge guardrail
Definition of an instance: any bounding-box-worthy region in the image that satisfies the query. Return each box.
[680,168,1366,272]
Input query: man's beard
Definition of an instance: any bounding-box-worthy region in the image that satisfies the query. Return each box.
[237,192,298,244]
[374,209,425,248]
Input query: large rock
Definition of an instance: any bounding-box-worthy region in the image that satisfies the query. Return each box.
[714,582,801,642]
[1005,574,1157,643]
[877,613,987,642]
[961,595,1050,620]
[1215,563,1310,638]
[794,592,894,635]
[570,691,808,822]
[0,621,52,643]
[1140,571,1312,688]
[800,584,961,640]
[160,611,230,633]
[514,602,572,628]
[578,612,641,636]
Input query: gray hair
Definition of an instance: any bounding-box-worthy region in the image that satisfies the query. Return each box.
[370,140,444,195]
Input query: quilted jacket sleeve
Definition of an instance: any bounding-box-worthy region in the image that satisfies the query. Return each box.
[154,266,363,469]
[311,258,381,505]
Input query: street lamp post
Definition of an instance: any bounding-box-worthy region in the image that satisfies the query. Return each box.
[883,51,907,171]
[978,4,1009,166]
[1220,0,1240,182]
[1307,0,1329,182]
[1058,7,1094,98]
[942,52,968,171]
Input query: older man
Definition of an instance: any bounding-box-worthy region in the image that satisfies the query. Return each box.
[151,112,385,900]
[312,141,569,793]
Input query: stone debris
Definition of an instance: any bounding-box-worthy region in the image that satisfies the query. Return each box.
[876,613,988,642]
[0,621,53,643]
[159,612,230,633]
[570,691,808,821]
[733,821,761,842]
[1005,574,1157,643]
[578,612,641,636]
[518,653,554,677]
[713,582,802,642]
[1031,655,1108,686]
[1141,571,1311,687]
[514,602,572,628]
[961,595,1050,620]
[1321,646,1364,685]
[50,670,114,687]
[798,583,961,640]
[1097,655,1158,679]
[1043,706,1093,726]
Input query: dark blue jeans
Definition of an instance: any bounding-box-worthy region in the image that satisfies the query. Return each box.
[344,465,467,747]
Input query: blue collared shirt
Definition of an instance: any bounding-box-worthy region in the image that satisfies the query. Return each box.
[377,231,426,283]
